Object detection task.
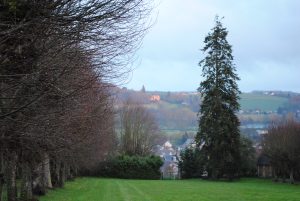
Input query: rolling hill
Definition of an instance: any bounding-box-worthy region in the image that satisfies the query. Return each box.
[113,88,300,142]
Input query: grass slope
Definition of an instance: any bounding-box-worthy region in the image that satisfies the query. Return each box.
[239,93,288,112]
[40,178,300,201]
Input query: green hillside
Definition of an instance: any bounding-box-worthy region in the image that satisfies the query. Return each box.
[239,93,288,112]
[116,89,298,132]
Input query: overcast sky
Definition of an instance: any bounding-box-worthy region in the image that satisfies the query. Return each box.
[125,0,300,92]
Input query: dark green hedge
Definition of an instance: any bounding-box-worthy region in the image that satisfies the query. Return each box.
[91,155,163,179]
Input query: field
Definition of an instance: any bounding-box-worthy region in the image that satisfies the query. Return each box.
[239,93,288,112]
[39,178,300,201]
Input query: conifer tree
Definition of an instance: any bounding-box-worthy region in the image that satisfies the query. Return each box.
[141,85,146,93]
[196,17,241,180]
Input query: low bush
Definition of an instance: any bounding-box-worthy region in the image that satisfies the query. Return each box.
[88,155,163,179]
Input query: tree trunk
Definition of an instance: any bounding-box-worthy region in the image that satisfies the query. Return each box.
[30,154,52,196]
[69,165,75,180]
[51,160,60,187]
[228,173,234,182]
[289,168,294,184]
[211,171,218,180]
[65,164,71,180]
[273,168,278,182]
[282,175,286,183]
[42,153,52,189]
[20,164,33,201]
[0,152,4,201]
[58,162,65,188]
[6,152,17,201]
[73,166,78,177]
[0,173,4,201]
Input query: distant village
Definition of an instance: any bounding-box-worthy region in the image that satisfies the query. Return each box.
[154,136,274,179]
[153,139,195,179]
[114,87,300,180]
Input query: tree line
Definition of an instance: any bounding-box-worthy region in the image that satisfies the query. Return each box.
[79,99,163,180]
[0,0,151,200]
[263,117,300,183]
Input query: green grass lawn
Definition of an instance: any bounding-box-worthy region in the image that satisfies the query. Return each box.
[39,178,300,201]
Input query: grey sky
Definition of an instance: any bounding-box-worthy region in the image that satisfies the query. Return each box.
[125,0,300,92]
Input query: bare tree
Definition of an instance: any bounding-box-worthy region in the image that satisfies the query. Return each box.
[263,116,300,184]
[0,0,152,200]
[120,100,159,156]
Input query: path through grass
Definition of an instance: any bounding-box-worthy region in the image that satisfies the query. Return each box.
[39,178,300,201]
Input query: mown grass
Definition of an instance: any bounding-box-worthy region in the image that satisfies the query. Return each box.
[39,178,300,201]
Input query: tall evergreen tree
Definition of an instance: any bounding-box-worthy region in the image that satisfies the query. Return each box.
[196,17,241,180]
[141,85,146,93]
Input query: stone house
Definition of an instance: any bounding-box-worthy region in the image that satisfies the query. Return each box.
[154,141,179,179]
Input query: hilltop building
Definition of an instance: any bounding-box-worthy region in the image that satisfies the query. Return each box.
[150,95,160,102]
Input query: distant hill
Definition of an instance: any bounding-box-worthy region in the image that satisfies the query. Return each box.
[113,88,300,132]
[239,93,288,112]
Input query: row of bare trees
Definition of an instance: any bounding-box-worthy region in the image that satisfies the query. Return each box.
[263,117,300,184]
[0,0,151,200]
[119,100,159,156]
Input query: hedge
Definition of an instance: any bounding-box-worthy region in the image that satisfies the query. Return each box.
[88,155,163,179]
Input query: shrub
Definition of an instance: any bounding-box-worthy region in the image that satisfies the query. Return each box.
[92,155,163,179]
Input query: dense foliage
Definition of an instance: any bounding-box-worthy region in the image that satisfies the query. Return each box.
[196,17,241,180]
[179,135,256,179]
[179,147,204,178]
[90,155,163,179]
[239,136,256,176]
